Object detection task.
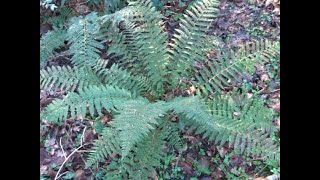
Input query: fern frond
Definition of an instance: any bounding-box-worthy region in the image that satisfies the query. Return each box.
[41,85,133,123]
[195,40,280,95]
[40,65,102,91]
[40,28,66,68]
[94,63,152,96]
[168,0,220,85]
[100,1,170,95]
[161,120,183,151]
[103,128,165,179]
[167,95,278,160]
[67,12,104,67]
[104,0,127,14]
[110,99,167,157]
[45,7,74,27]
[86,127,121,167]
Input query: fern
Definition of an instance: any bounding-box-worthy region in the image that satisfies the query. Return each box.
[45,7,74,27]
[110,99,167,157]
[94,63,151,96]
[40,65,102,91]
[41,85,133,123]
[161,120,184,151]
[67,12,104,67]
[99,0,170,95]
[104,0,127,14]
[103,127,165,180]
[195,40,280,95]
[168,0,220,86]
[167,95,278,160]
[40,0,280,177]
[40,28,66,68]
[86,127,121,167]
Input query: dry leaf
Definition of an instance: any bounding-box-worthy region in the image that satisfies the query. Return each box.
[265,0,273,6]
[74,169,84,180]
[40,165,48,175]
[218,146,228,158]
[261,74,270,82]
[267,174,280,180]
[270,102,280,112]
[255,177,267,180]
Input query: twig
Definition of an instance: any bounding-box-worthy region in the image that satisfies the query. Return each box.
[254,164,269,178]
[59,137,67,159]
[270,88,280,94]
[81,126,87,146]
[55,171,68,179]
[54,145,84,180]
[54,127,87,180]
[174,152,182,169]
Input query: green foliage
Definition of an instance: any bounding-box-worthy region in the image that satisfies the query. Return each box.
[40,28,66,68]
[40,65,102,91]
[110,99,166,157]
[168,0,221,86]
[195,40,280,95]
[41,85,133,123]
[67,12,104,67]
[104,0,127,14]
[44,7,74,27]
[40,0,280,178]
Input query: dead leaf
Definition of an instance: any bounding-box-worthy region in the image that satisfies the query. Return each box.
[199,157,210,168]
[218,146,228,158]
[266,174,280,180]
[178,161,194,175]
[185,152,195,164]
[74,169,84,180]
[255,177,267,180]
[270,102,280,112]
[276,118,280,127]
[212,167,224,179]
[100,115,110,124]
[84,129,94,143]
[40,165,48,175]
[40,98,53,108]
[48,167,56,179]
[265,0,273,6]
[184,135,199,144]
[261,74,270,82]
[230,154,243,166]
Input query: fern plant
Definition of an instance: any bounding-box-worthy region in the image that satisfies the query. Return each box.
[40,0,280,179]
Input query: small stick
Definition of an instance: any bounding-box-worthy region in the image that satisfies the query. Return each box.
[59,137,67,159]
[54,145,84,180]
[54,127,87,180]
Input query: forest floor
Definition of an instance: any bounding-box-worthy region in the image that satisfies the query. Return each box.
[40,0,280,179]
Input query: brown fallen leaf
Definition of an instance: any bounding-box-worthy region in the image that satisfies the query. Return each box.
[74,169,85,180]
[40,98,53,108]
[178,161,194,175]
[184,135,199,144]
[84,129,94,143]
[212,167,224,179]
[270,102,280,112]
[40,165,48,175]
[261,74,270,82]
[255,177,267,180]
[48,167,57,179]
[276,118,280,127]
[218,146,228,158]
